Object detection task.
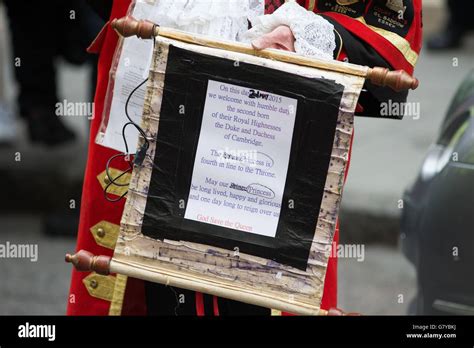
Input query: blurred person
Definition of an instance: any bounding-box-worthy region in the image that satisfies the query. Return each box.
[67,0,422,316]
[0,104,15,146]
[3,0,104,146]
[2,0,106,237]
[427,0,474,50]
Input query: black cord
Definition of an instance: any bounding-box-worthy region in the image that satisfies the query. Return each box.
[103,35,156,202]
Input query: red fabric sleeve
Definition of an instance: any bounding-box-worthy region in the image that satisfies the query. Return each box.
[67,0,147,316]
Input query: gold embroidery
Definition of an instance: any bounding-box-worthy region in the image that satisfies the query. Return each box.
[83,273,116,302]
[356,17,419,67]
[337,0,360,5]
[97,168,131,197]
[90,221,120,250]
[109,274,128,316]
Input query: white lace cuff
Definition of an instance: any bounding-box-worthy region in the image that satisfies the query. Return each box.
[242,0,336,61]
[148,0,264,42]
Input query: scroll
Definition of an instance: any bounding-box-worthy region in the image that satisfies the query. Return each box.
[67,18,418,315]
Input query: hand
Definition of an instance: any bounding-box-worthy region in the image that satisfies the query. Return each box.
[327,307,362,316]
[251,25,296,52]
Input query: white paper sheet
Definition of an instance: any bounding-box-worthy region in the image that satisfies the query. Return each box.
[96,1,156,153]
[184,80,297,238]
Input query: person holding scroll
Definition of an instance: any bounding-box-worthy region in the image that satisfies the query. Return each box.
[67,0,421,316]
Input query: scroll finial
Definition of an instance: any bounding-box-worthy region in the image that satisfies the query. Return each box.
[111,16,157,39]
[65,250,111,275]
[368,67,419,92]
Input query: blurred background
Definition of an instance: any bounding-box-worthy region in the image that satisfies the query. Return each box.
[0,0,473,315]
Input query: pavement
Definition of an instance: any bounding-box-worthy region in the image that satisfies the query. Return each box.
[0,2,471,315]
[0,216,72,315]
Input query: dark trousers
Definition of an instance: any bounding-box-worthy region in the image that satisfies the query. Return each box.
[3,0,103,117]
[145,282,271,316]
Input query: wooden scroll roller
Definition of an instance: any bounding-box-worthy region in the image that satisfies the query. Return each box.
[111,16,419,92]
[65,250,361,316]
